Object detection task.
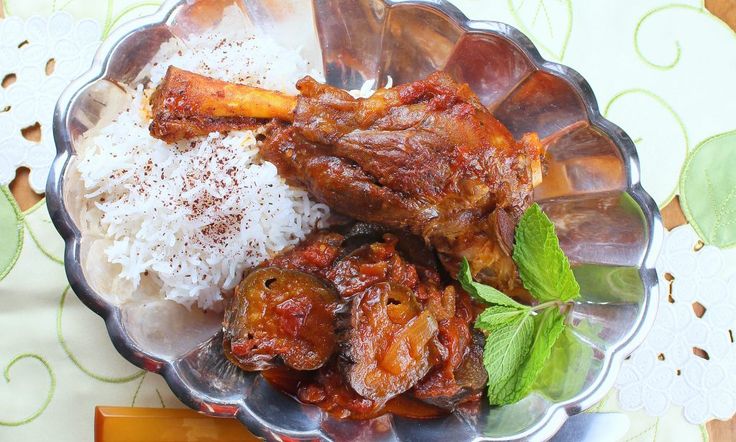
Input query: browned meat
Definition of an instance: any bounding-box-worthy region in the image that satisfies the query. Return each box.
[269,229,439,302]
[296,361,384,419]
[453,331,487,396]
[222,267,342,371]
[327,235,421,298]
[149,68,544,292]
[292,231,487,409]
[149,66,296,142]
[260,73,542,291]
[266,231,444,403]
[412,286,487,410]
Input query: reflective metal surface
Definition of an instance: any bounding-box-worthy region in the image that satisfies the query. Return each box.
[47,0,663,440]
[550,413,630,442]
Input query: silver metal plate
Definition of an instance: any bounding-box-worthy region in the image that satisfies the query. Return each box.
[47,1,663,440]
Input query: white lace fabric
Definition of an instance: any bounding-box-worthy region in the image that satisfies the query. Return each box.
[0,13,99,192]
[617,224,736,424]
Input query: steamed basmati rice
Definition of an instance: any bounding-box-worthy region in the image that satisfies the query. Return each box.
[76,7,330,309]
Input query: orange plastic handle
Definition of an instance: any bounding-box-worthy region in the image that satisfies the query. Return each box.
[94,407,260,442]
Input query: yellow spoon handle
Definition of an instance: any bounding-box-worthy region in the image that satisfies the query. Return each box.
[94,407,261,442]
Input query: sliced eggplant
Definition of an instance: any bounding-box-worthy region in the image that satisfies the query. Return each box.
[223,267,341,371]
[414,328,487,410]
[327,234,420,297]
[344,282,438,403]
[413,289,488,410]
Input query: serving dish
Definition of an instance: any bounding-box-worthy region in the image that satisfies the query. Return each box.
[47,0,663,440]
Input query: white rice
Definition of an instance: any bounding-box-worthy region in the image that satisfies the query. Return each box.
[76,6,330,309]
[348,77,393,99]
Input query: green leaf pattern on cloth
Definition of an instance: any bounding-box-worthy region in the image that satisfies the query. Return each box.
[508,0,573,60]
[3,0,163,38]
[57,286,145,382]
[593,389,708,442]
[635,4,736,71]
[0,202,180,438]
[604,89,689,207]
[23,199,64,264]
[0,354,55,426]
[0,4,174,440]
[131,373,167,408]
[680,130,736,248]
[0,186,23,281]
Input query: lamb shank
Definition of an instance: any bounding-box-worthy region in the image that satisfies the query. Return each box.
[150,67,544,292]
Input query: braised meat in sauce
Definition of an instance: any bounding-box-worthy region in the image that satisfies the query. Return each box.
[150,67,544,292]
[149,66,296,141]
[262,73,542,293]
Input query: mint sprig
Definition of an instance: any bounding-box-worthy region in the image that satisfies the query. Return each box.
[482,314,534,401]
[513,203,580,302]
[499,308,566,403]
[458,203,580,406]
[459,259,527,309]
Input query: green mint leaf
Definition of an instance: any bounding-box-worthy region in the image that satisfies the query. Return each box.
[475,306,530,333]
[484,313,535,405]
[496,308,567,404]
[458,258,527,308]
[513,203,580,302]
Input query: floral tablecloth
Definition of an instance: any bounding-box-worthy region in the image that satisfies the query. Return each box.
[1,0,735,441]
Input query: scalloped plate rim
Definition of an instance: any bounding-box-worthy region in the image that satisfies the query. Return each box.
[46,1,663,440]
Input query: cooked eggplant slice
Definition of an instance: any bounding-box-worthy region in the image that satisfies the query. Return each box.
[413,290,488,410]
[345,282,439,403]
[223,267,341,371]
[413,328,487,410]
[327,234,420,298]
[453,330,488,393]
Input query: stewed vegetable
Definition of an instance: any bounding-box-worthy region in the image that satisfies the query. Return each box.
[345,282,439,403]
[222,226,489,418]
[223,267,342,371]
